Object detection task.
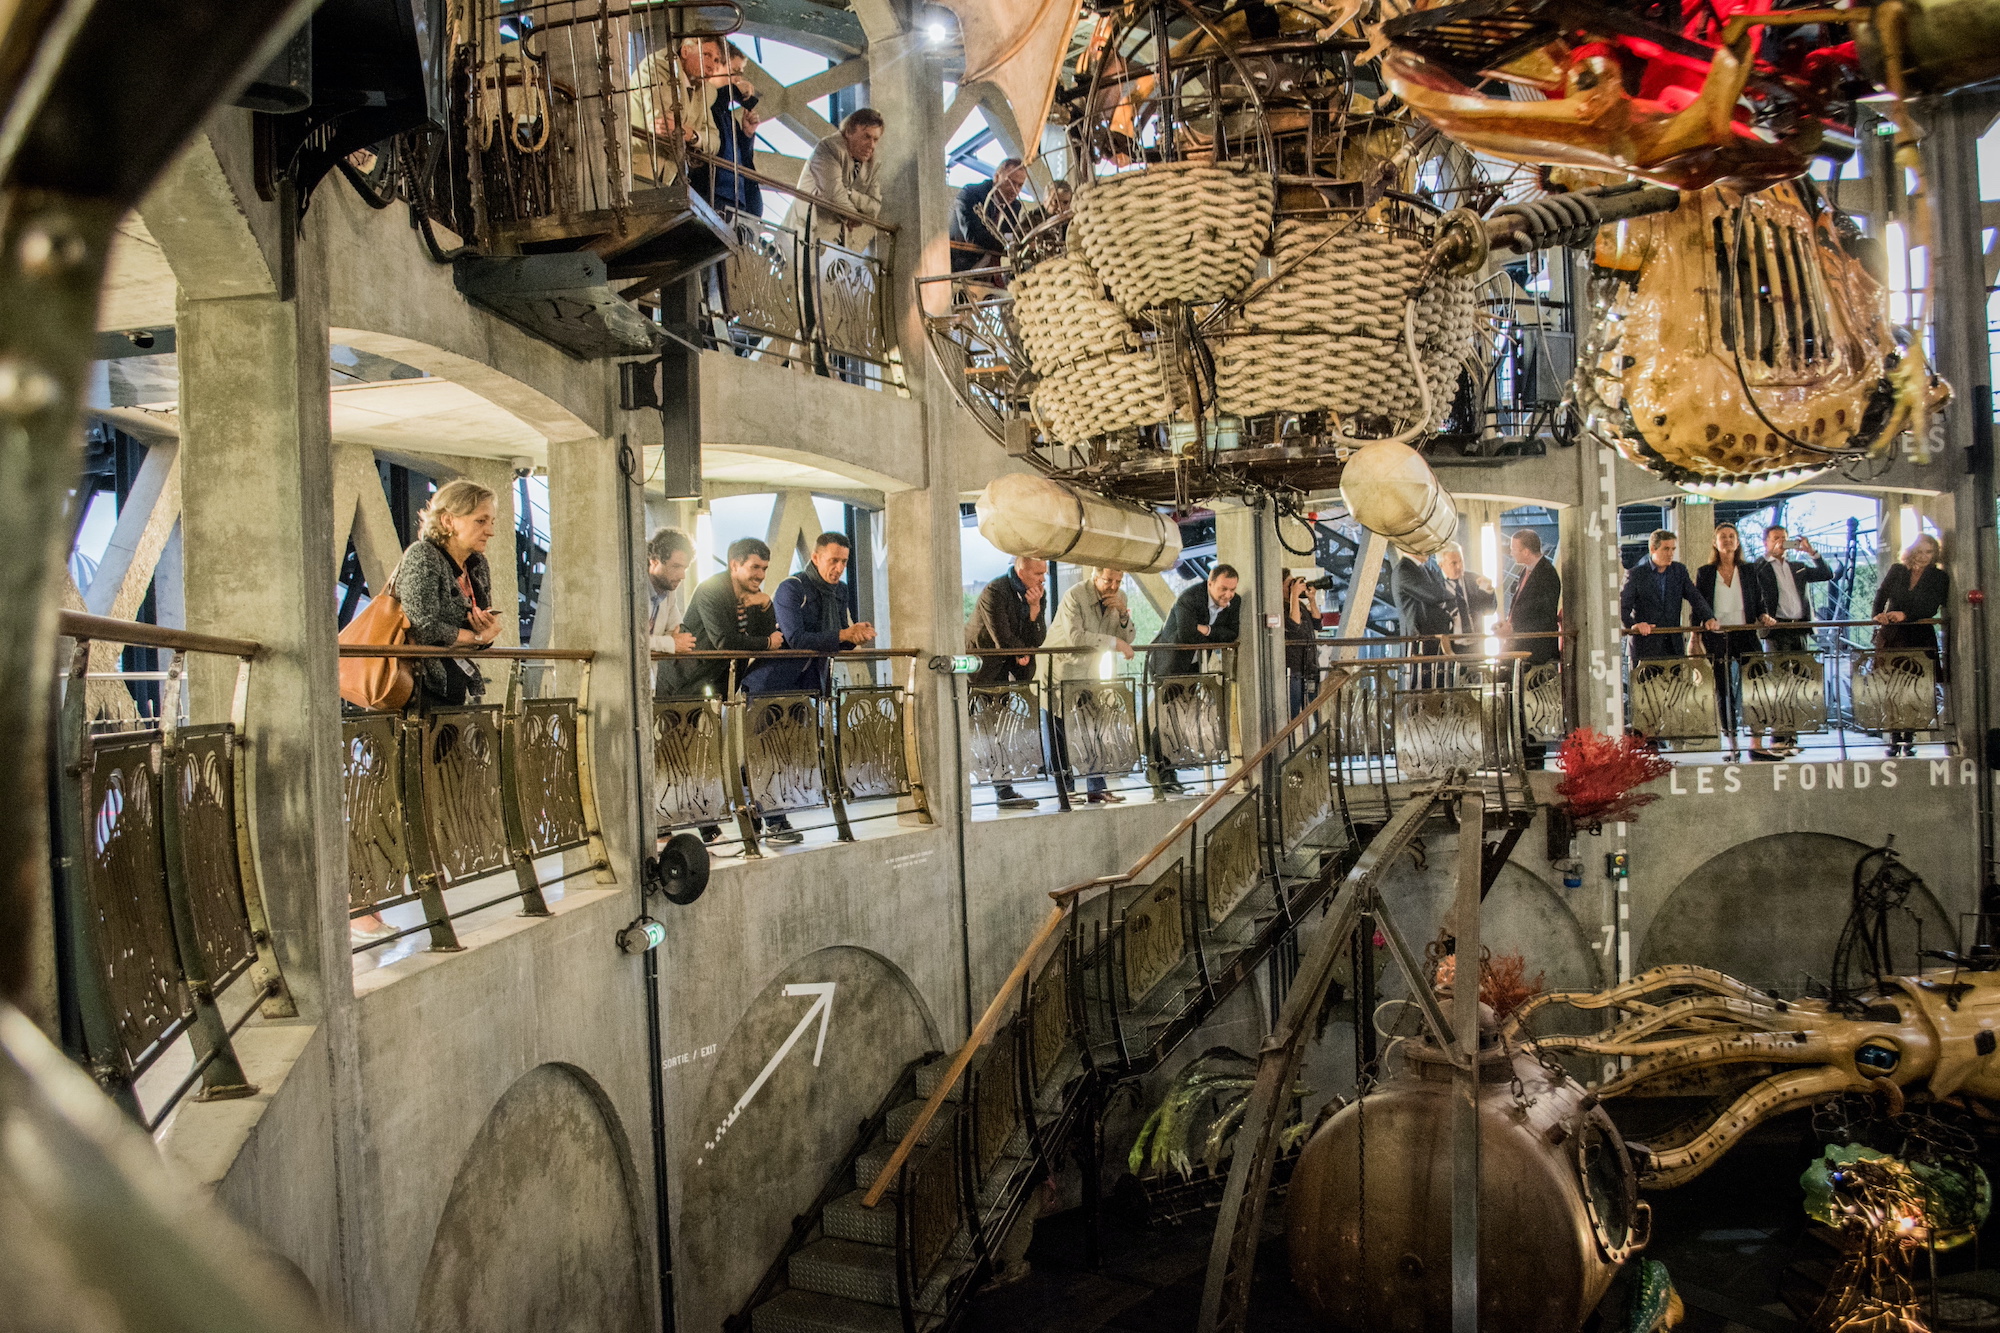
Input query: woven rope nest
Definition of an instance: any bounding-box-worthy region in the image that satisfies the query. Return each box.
[1212,220,1477,425]
[1072,161,1275,315]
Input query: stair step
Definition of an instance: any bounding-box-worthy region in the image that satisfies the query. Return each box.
[912,1058,962,1102]
[824,1190,982,1259]
[788,1237,960,1314]
[856,1105,956,1189]
[751,1289,915,1333]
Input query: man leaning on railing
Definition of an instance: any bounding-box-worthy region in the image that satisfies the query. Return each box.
[743,532,876,696]
[1153,565,1239,794]
[629,35,742,186]
[966,555,1048,811]
[647,527,698,698]
[792,108,885,251]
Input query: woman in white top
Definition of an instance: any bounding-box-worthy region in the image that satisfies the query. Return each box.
[1694,523,1767,754]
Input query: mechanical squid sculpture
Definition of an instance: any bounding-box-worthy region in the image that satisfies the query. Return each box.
[1509,962,2000,1189]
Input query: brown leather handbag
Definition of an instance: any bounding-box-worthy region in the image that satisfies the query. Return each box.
[337,573,415,711]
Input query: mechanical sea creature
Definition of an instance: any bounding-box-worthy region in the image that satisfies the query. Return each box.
[1574,178,1948,494]
[1379,0,2000,190]
[1509,962,2000,1188]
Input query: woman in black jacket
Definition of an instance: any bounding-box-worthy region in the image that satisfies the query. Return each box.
[1872,533,1948,755]
[1694,523,1764,757]
[395,478,502,712]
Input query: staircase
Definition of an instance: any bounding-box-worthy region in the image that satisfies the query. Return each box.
[735,661,1537,1333]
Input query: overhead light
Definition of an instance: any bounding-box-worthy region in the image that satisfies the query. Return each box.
[926,19,948,41]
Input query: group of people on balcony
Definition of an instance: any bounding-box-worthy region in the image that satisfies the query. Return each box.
[646,527,877,845]
[1620,523,1947,757]
[964,558,1240,809]
[629,35,888,253]
[950,161,1073,276]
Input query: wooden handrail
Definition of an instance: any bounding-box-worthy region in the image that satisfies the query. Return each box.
[59,611,261,658]
[859,902,1071,1208]
[954,642,1240,656]
[862,648,1532,1207]
[337,645,597,660]
[646,647,922,660]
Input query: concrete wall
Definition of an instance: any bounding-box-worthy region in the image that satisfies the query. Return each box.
[414,1062,648,1333]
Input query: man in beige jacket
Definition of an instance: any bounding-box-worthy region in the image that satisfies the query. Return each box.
[791,107,886,250]
[629,35,740,185]
[1046,567,1138,803]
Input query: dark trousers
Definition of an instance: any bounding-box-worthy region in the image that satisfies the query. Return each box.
[1050,712,1108,796]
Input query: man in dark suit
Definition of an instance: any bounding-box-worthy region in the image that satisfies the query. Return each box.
[1622,529,1718,661]
[965,555,1047,809]
[1391,551,1454,656]
[1500,530,1562,766]
[1436,542,1498,655]
[1155,564,1241,675]
[1152,565,1241,792]
[1749,523,1833,753]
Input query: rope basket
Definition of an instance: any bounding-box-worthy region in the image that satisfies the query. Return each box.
[1012,254,1139,373]
[1072,161,1275,315]
[1032,347,1177,445]
[1212,220,1477,425]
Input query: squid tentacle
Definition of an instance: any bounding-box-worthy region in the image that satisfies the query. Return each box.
[1504,964,1779,1036]
[1637,1066,1858,1188]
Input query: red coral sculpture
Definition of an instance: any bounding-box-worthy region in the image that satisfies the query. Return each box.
[1555,727,1673,829]
[1481,951,1546,1019]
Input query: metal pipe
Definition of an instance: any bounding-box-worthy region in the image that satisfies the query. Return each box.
[1450,793,1485,1333]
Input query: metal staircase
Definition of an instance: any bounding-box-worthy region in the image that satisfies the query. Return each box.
[732,654,1538,1333]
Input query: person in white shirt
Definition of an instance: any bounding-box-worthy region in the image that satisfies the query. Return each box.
[1750,523,1833,755]
[646,527,697,698]
[791,108,886,251]
[1694,523,1766,757]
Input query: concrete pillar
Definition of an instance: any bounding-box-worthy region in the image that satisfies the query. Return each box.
[178,289,344,1023]
[1214,500,1283,750]
[547,432,646,889]
[869,13,971,1041]
[1564,442,1625,737]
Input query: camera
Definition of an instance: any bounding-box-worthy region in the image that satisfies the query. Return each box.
[1293,574,1336,591]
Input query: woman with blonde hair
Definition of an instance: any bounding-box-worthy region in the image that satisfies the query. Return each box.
[1872,532,1948,756]
[396,477,502,711]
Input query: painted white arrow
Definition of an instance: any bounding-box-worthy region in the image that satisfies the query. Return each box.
[697,982,835,1163]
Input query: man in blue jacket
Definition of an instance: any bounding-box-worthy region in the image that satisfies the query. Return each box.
[743,531,876,695]
[1621,529,1719,661]
[742,533,876,842]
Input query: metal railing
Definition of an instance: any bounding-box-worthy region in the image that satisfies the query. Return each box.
[694,155,898,381]
[847,653,1534,1332]
[51,613,295,1131]
[1621,618,1952,756]
[952,644,1238,812]
[652,649,930,857]
[338,646,609,954]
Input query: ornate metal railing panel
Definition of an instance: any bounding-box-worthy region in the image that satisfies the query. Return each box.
[1277,728,1334,855]
[418,706,511,884]
[968,683,1045,784]
[343,713,412,913]
[814,236,890,365]
[1628,658,1718,740]
[1851,650,1940,733]
[904,1128,963,1285]
[1334,669,1391,760]
[1121,863,1188,1004]
[1739,652,1827,735]
[1059,678,1144,778]
[1522,660,1565,742]
[512,699,591,856]
[1027,947,1072,1091]
[1393,688,1488,778]
[1204,796,1263,926]
[654,698,731,828]
[718,212,807,355]
[81,733,191,1071]
[742,693,827,815]
[1153,673,1230,767]
[972,1027,1022,1183]
[834,685,909,799]
[169,725,256,987]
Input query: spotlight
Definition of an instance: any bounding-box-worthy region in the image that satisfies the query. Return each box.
[618,915,667,954]
[926,19,948,41]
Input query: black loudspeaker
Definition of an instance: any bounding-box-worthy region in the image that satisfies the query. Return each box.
[649,832,711,906]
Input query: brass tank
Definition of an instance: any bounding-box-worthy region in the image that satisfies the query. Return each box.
[1286,1037,1649,1332]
